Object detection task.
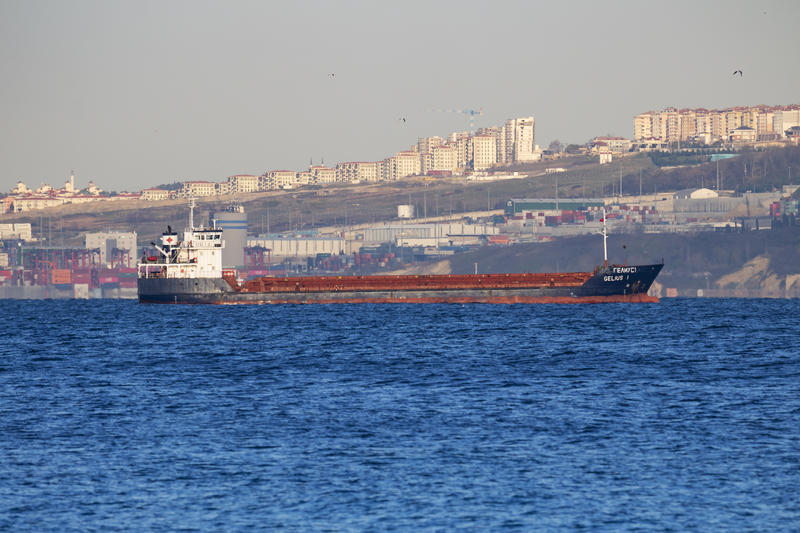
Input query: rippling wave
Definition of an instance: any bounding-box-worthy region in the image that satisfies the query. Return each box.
[1,299,798,531]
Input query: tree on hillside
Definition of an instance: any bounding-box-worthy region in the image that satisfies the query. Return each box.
[548,140,563,153]
[156,181,183,191]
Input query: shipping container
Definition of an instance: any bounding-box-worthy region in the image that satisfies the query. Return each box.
[72,273,92,284]
[51,269,72,285]
[487,235,510,245]
[119,278,137,289]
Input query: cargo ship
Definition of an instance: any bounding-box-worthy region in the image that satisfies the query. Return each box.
[137,202,663,304]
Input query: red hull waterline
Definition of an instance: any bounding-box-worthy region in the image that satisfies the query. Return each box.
[153,294,659,305]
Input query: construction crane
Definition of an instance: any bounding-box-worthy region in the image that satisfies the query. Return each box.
[432,107,483,133]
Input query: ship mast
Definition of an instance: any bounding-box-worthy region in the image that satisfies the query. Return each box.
[601,207,608,268]
[188,197,196,230]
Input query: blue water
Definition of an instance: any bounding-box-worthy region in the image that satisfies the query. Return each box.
[1,299,798,531]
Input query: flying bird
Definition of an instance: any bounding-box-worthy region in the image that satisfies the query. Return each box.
[733,69,743,77]
[399,117,406,123]
[328,73,335,78]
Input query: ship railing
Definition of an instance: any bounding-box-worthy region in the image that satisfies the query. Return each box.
[138,264,167,279]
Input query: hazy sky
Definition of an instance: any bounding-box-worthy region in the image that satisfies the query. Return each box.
[1,0,798,192]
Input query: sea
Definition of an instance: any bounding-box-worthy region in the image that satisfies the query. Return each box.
[1,298,798,532]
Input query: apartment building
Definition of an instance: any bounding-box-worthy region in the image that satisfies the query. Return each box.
[497,126,509,164]
[477,126,504,164]
[141,188,169,201]
[335,162,380,183]
[226,174,259,193]
[180,181,216,197]
[420,151,433,174]
[384,151,421,180]
[502,117,537,162]
[417,136,444,154]
[7,195,64,212]
[633,114,653,140]
[591,136,632,153]
[431,144,457,172]
[309,165,336,185]
[0,223,32,240]
[730,126,757,143]
[472,135,497,170]
[775,109,800,135]
[448,132,473,170]
[360,162,380,182]
[261,170,298,190]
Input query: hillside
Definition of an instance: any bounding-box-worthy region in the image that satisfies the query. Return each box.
[2,146,800,298]
[2,146,799,246]
[0,154,651,244]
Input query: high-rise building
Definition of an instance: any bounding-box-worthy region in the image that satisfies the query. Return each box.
[472,135,497,170]
[448,132,472,170]
[384,151,421,180]
[417,136,444,154]
[775,109,800,136]
[504,117,537,162]
[431,144,457,172]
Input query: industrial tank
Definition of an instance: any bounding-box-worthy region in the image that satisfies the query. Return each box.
[212,204,247,268]
[397,204,415,219]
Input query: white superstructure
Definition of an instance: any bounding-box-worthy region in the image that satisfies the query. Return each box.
[138,200,225,280]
